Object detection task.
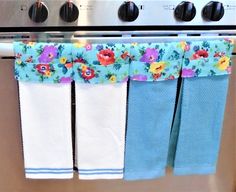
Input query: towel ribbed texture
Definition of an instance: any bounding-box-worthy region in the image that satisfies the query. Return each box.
[75,83,127,179]
[19,82,73,179]
[170,76,229,175]
[124,80,178,180]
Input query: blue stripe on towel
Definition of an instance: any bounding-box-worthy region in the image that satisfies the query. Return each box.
[79,172,123,175]
[79,168,123,172]
[25,168,73,171]
[26,171,73,174]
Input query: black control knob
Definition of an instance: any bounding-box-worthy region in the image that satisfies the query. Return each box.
[174,1,196,22]
[29,1,48,23]
[60,2,79,22]
[118,1,139,22]
[202,1,224,21]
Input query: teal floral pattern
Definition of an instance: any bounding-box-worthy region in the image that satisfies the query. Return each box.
[129,42,185,81]
[14,42,73,83]
[13,40,234,84]
[72,42,130,84]
[182,39,235,78]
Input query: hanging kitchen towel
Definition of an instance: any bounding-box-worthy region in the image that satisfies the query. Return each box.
[73,42,129,179]
[170,39,234,175]
[14,42,74,179]
[124,42,185,180]
[167,80,182,167]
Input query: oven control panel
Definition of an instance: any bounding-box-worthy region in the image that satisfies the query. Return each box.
[0,0,235,27]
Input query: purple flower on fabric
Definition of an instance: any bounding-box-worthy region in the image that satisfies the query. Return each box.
[122,76,129,83]
[182,68,196,78]
[96,45,104,51]
[60,77,72,83]
[193,45,200,52]
[131,74,148,81]
[85,44,92,51]
[140,48,158,63]
[39,46,58,63]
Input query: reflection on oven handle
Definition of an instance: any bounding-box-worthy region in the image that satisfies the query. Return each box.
[0,43,14,57]
[0,36,236,57]
[69,35,236,44]
[0,30,236,38]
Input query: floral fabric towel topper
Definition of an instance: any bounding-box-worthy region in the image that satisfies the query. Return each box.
[14,39,234,84]
[182,39,234,78]
[129,42,184,81]
[14,42,73,83]
[72,42,130,84]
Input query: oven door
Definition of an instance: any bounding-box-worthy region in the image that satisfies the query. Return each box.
[0,31,235,192]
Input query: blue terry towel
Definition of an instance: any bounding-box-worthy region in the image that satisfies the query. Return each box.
[167,80,183,167]
[124,41,184,180]
[169,39,234,175]
[124,80,178,180]
[172,76,229,175]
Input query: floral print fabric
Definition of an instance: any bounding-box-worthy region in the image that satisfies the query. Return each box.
[14,42,73,83]
[72,43,130,84]
[129,42,184,81]
[14,39,234,84]
[182,39,234,78]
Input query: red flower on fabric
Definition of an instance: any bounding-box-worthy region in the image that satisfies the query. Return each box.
[74,58,86,64]
[97,49,115,66]
[214,52,225,57]
[192,50,209,60]
[26,56,33,63]
[152,73,161,80]
[16,53,22,59]
[81,67,96,80]
[65,63,73,69]
[36,64,50,75]
[121,52,129,60]
[166,75,176,80]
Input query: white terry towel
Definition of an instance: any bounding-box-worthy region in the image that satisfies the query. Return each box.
[75,83,127,179]
[19,82,73,179]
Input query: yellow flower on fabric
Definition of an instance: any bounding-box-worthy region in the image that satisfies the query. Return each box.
[149,62,166,74]
[217,56,230,71]
[60,57,67,64]
[131,42,138,46]
[44,71,52,77]
[16,59,22,65]
[226,38,235,45]
[179,41,190,51]
[230,39,235,44]
[80,64,87,72]
[28,42,35,47]
[180,41,187,50]
[73,42,86,48]
[109,75,117,83]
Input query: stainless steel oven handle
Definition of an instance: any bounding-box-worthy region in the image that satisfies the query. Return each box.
[0,43,13,57]
[0,36,236,57]
[1,35,236,42]
[0,30,236,39]
[27,30,236,36]
[69,36,236,43]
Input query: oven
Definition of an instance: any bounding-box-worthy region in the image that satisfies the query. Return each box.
[0,0,235,191]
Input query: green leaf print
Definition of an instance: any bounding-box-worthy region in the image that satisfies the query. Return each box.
[113,63,122,70]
